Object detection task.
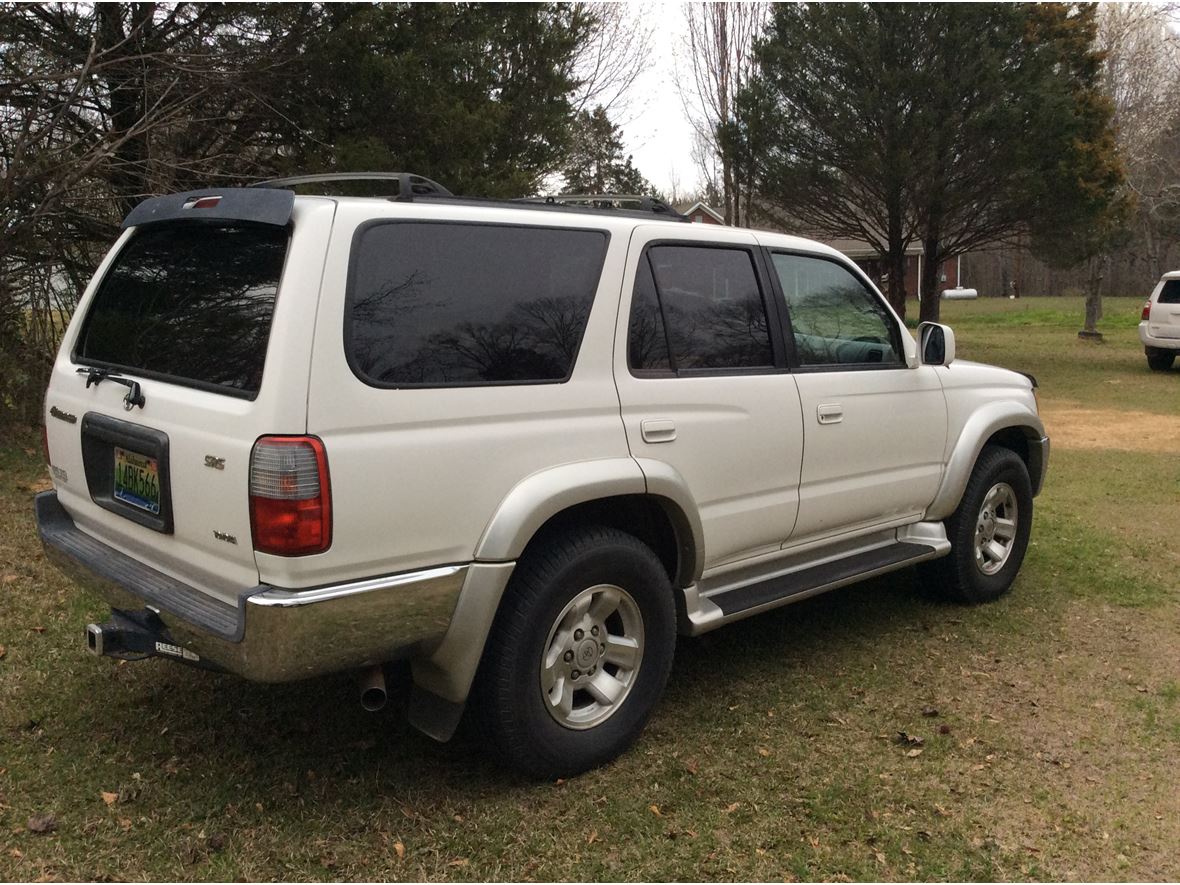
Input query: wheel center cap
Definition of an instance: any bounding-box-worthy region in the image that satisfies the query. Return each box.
[576,639,598,668]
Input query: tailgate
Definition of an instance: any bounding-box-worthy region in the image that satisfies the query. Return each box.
[44,195,337,606]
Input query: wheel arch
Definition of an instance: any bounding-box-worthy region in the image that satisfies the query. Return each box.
[410,460,703,736]
[927,404,1047,522]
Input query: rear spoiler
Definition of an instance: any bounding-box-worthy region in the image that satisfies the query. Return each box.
[121,188,294,229]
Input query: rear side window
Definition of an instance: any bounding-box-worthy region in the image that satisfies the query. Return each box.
[630,245,773,372]
[76,223,288,396]
[347,222,608,386]
[1158,280,1180,304]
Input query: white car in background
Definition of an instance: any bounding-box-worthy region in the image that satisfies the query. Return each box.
[1139,271,1180,371]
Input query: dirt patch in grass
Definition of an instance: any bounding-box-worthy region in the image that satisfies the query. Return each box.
[1039,402,1180,454]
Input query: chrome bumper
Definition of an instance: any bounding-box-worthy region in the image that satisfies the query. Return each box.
[35,491,464,682]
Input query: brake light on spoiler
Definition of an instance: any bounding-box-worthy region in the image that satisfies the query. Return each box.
[249,436,332,556]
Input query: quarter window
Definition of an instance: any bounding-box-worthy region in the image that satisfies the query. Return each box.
[771,253,902,367]
[1158,280,1180,304]
[347,223,607,386]
[628,245,773,372]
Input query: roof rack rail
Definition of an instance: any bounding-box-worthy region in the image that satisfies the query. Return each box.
[518,193,686,220]
[250,172,452,201]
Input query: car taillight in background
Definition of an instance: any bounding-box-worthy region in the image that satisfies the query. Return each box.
[1142,300,1152,321]
[249,436,331,556]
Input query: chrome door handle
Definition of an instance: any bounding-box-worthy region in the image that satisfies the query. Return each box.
[817,403,843,425]
[641,418,677,443]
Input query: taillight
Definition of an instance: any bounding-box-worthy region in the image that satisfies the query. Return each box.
[42,424,50,466]
[1142,300,1152,321]
[249,436,331,556]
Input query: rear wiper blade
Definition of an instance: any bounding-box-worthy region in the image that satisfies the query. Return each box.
[76,366,146,410]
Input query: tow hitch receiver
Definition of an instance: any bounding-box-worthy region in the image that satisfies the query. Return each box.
[85,609,216,669]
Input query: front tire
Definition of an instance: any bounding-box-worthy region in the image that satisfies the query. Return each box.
[474,525,676,778]
[1146,347,1175,371]
[920,445,1033,604]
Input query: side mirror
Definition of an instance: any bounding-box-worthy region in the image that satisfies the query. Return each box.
[918,322,956,366]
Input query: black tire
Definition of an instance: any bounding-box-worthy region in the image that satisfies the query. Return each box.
[473,525,676,778]
[1146,347,1175,371]
[919,445,1033,604]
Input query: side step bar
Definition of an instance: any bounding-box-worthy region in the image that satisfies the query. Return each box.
[683,524,949,635]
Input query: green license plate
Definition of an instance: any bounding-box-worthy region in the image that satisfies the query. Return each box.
[113,447,161,515]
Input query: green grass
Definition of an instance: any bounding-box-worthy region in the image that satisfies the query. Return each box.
[2,294,1180,880]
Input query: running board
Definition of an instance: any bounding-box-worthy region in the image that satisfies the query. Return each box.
[682,524,949,635]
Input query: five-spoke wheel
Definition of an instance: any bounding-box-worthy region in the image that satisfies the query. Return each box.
[475,526,676,778]
[920,445,1033,603]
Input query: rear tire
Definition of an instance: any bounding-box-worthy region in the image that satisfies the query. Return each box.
[920,445,1033,604]
[473,525,676,778]
[1146,347,1175,371]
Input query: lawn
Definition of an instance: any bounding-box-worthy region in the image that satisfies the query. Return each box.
[2,295,1178,881]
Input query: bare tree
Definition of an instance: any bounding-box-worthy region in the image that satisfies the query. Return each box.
[566,3,653,122]
[1098,3,1180,281]
[678,2,767,225]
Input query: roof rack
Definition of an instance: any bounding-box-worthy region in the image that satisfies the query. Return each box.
[250,172,452,201]
[248,175,688,221]
[519,193,686,220]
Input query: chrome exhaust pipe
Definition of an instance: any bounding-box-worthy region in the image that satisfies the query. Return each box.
[359,665,387,712]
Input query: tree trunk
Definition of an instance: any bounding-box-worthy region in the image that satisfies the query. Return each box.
[1080,254,1107,339]
[98,4,155,218]
[885,246,908,322]
[884,192,907,320]
[918,235,942,324]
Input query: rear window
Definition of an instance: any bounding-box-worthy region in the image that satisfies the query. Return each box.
[1158,280,1180,304]
[76,223,288,396]
[346,222,608,387]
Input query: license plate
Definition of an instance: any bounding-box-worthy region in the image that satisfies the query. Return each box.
[113,447,161,515]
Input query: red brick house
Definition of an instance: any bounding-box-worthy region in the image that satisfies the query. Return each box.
[681,201,724,225]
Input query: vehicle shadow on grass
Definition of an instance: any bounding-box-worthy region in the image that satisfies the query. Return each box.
[49,568,977,802]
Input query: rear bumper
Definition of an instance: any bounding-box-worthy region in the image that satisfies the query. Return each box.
[35,491,465,682]
[1139,323,1180,350]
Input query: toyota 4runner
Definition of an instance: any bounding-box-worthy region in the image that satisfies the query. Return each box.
[37,174,1049,777]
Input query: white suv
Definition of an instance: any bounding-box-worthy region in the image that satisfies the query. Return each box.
[1139,270,1180,371]
[37,174,1049,777]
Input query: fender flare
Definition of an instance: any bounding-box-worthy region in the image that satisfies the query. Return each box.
[926,402,1046,521]
[473,458,647,561]
[410,458,705,733]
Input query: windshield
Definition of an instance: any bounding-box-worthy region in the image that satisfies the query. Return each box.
[75,222,289,397]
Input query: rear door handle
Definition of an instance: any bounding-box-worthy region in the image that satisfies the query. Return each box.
[641,418,677,443]
[817,403,843,425]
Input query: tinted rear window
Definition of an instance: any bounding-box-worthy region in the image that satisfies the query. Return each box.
[1159,280,1180,304]
[347,222,608,387]
[646,245,774,370]
[77,223,288,396]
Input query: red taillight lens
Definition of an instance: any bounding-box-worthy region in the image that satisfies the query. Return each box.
[1142,300,1152,321]
[249,436,331,556]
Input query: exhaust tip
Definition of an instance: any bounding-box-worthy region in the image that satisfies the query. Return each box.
[361,686,388,712]
[85,623,104,656]
[359,664,388,712]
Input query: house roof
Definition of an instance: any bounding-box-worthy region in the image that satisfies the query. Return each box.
[823,237,925,259]
[680,201,725,224]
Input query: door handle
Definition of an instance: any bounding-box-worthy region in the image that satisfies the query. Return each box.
[816,403,843,425]
[641,418,677,443]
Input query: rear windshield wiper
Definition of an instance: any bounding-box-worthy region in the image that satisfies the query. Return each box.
[76,366,146,410]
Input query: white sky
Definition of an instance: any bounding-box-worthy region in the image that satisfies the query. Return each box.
[614,1,700,199]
